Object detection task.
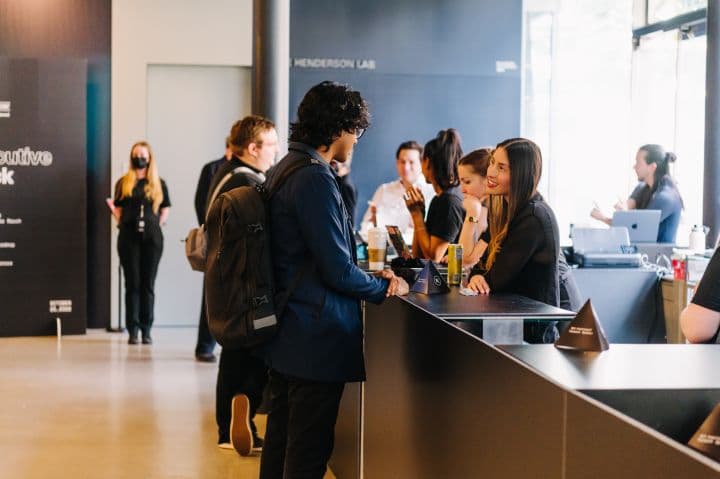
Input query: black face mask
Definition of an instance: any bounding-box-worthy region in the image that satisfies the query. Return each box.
[131,156,149,169]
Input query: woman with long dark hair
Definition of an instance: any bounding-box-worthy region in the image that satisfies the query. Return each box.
[467,138,561,343]
[405,129,465,261]
[111,141,171,345]
[591,144,683,243]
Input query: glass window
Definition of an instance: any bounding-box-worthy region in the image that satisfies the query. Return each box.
[648,0,707,24]
[523,12,554,196]
[628,28,705,244]
[523,0,635,244]
[670,33,706,241]
[524,0,706,246]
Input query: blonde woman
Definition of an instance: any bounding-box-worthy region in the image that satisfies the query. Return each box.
[112,141,171,345]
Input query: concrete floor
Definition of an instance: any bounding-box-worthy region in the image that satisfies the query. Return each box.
[0,328,335,479]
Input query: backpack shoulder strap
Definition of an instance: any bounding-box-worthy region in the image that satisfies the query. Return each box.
[265,156,316,199]
[232,166,266,185]
[205,166,259,221]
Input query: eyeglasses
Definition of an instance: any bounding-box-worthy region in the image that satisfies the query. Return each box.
[355,128,366,139]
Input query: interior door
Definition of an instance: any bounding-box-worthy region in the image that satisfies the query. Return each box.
[146,64,250,326]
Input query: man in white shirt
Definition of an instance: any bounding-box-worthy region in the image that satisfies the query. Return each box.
[360,141,435,243]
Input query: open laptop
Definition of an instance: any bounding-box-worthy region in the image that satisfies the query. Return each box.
[571,227,642,267]
[573,227,631,255]
[612,210,661,243]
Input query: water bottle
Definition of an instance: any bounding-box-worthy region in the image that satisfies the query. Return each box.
[689,225,708,253]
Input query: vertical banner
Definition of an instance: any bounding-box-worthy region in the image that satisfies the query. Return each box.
[0,58,87,336]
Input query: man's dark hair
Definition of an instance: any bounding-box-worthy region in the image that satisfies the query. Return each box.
[289,81,370,148]
[395,141,423,160]
[639,144,678,194]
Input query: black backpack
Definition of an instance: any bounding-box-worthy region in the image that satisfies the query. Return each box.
[204,157,312,350]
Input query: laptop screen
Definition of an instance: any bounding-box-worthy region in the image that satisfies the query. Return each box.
[612,210,661,243]
[572,227,630,254]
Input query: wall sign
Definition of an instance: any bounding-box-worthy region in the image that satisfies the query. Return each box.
[290,0,522,226]
[292,58,376,70]
[0,58,87,336]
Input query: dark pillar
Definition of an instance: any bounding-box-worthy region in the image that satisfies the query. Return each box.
[252,0,290,153]
[704,2,720,246]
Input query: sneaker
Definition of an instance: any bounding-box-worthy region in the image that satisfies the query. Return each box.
[230,394,252,456]
[218,442,234,450]
[141,335,153,345]
[195,352,217,363]
[252,435,264,451]
[128,335,139,345]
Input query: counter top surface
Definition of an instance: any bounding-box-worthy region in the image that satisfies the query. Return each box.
[401,289,575,320]
[500,344,720,390]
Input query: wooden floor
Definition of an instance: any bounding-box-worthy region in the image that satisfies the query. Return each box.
[0,328,335,479]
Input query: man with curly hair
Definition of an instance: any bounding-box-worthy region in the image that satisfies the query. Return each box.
[259,81,409,479]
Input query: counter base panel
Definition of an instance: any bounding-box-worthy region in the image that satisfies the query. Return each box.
[364,298,565,479]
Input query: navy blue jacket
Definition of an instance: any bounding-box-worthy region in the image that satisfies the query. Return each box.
[260,142,389,382]
[194,157,225,225]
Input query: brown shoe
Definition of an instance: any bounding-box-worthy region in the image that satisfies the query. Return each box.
[230,394,252,456]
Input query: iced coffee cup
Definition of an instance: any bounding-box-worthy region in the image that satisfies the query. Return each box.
[367,227,387,271]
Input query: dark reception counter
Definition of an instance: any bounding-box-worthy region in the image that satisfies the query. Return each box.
[329,291,720,479]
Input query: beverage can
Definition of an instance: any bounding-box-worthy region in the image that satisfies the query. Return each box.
[671,253,686,281]
[447,244,463,285]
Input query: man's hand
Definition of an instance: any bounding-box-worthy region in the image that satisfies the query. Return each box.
[590,207,606,221]
[468,274,491,294]
[375,269,410,296]
[395,277,409,296]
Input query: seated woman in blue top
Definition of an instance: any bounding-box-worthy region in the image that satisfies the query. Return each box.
[404,129,465,262]
[467,138,561,343]
[591,144,683,243]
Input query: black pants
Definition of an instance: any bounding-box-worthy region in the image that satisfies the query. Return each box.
[216,348,268,442]
[560,273,583,312]
[117,226,163,337]
[195,282,216,355]
[259,370,345,479]
[525,321,559,343]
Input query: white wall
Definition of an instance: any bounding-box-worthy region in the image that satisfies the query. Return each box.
[110,0,253,328]
[147,65,250,326]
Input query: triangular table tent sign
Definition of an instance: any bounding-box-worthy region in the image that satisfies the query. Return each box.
[410,261,450,295]
[555,299,609,352]
[688,403,720,461]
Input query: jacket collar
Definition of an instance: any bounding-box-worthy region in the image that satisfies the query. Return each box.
[288,142,330,170]
[229,155,263,175]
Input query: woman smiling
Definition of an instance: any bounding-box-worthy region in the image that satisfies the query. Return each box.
[467,138,561,343]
